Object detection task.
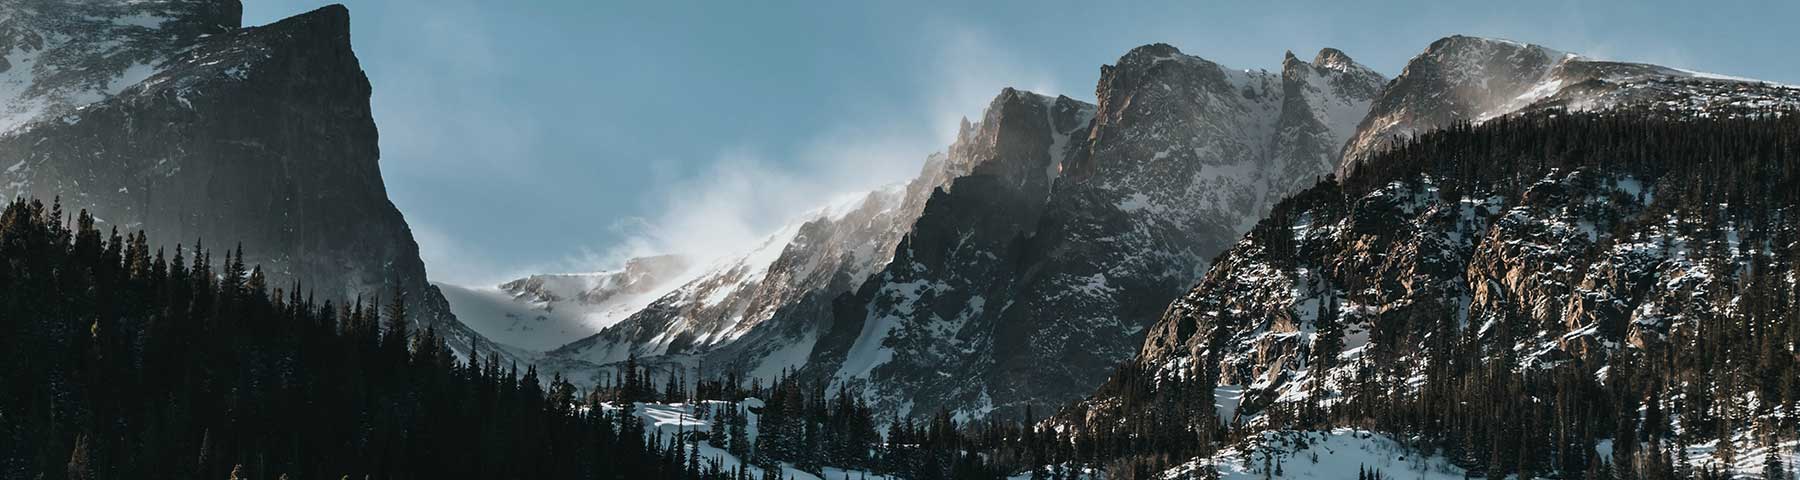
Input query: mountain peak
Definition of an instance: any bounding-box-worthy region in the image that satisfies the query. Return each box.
[260,4,353,42]
[1313,47,1355,70]
[1123,42,1184,60]
[1425,34,1565,59]
[1110,42,1204,73]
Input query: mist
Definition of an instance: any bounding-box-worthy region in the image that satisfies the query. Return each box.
[563,22,1072,283]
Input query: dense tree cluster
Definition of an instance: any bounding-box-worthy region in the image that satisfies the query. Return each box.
[593,359,1005,480]
[0,198,735,479]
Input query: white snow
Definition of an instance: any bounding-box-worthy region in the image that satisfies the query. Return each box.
[109,13,169,29]
[438,269,682,352]
[833,278,927,383]
[747,327,819,380]
[1671,67,1795,87]
[0,47,49,133]
[1214,385,1246,423]
[1163,429,1470,479]
[610,400,897,480]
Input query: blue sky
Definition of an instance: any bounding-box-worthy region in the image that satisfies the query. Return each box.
[244,0,1799,286]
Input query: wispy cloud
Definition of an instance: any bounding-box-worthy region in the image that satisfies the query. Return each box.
[578,22,1068,275]
[920,22,1070,144]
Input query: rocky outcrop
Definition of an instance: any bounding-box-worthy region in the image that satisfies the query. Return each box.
[0,1,510,360]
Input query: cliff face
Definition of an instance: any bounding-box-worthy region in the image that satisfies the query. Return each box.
[0,1,508,359]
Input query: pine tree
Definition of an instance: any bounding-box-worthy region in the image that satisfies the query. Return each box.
[381,286,409,356]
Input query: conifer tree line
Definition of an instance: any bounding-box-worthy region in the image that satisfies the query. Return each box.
[0,200,1021,479]
[1028,110,1800,479]
[0,198,768,479]
[587,355,1007,479]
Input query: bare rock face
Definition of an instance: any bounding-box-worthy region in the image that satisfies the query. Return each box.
[0,1,511,360]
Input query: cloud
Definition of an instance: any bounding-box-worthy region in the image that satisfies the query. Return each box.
[919,22,1071,144]
[575,22,1068,276]
[585,132,926,271]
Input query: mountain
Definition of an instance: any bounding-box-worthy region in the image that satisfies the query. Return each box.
[0,1,508,359]
[803,44,1387,421]
[1081,110,1800,480]
[509,44,1387,423]
[438,254,691,351]
[1340,35,1799,176]
[538,91,1083,384]
[1121,39,1800,419]
[1058,37,1800,479]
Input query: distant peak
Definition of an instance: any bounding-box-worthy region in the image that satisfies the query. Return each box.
[990,87,1055,109]
[1126,43,1183,58]
[1313,48,1354,70]
[1427,35,1560,57]
[1117,43,1189,67]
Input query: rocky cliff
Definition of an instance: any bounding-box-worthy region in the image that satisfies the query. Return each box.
[0,1,509,360]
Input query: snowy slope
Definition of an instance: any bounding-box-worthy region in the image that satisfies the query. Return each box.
[0,0,237,133]
[1340,35,1800,176]
[1158,430,1799,479]
[543,181,923,385]
[1161,430,1470,479]
[442,255,691,351]
[609,400,897,480]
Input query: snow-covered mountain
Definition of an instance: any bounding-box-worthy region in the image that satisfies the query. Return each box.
[482,35,1797,428]
[438,254,691,351]
[504,44,1386,422]
[1340,35,1800,176]
[1052,36,1800,478]
[537,91,1094,385]
[0,0,511,361]
[805,44,1387,421]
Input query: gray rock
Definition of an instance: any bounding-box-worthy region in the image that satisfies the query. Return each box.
[0,1,514,362]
